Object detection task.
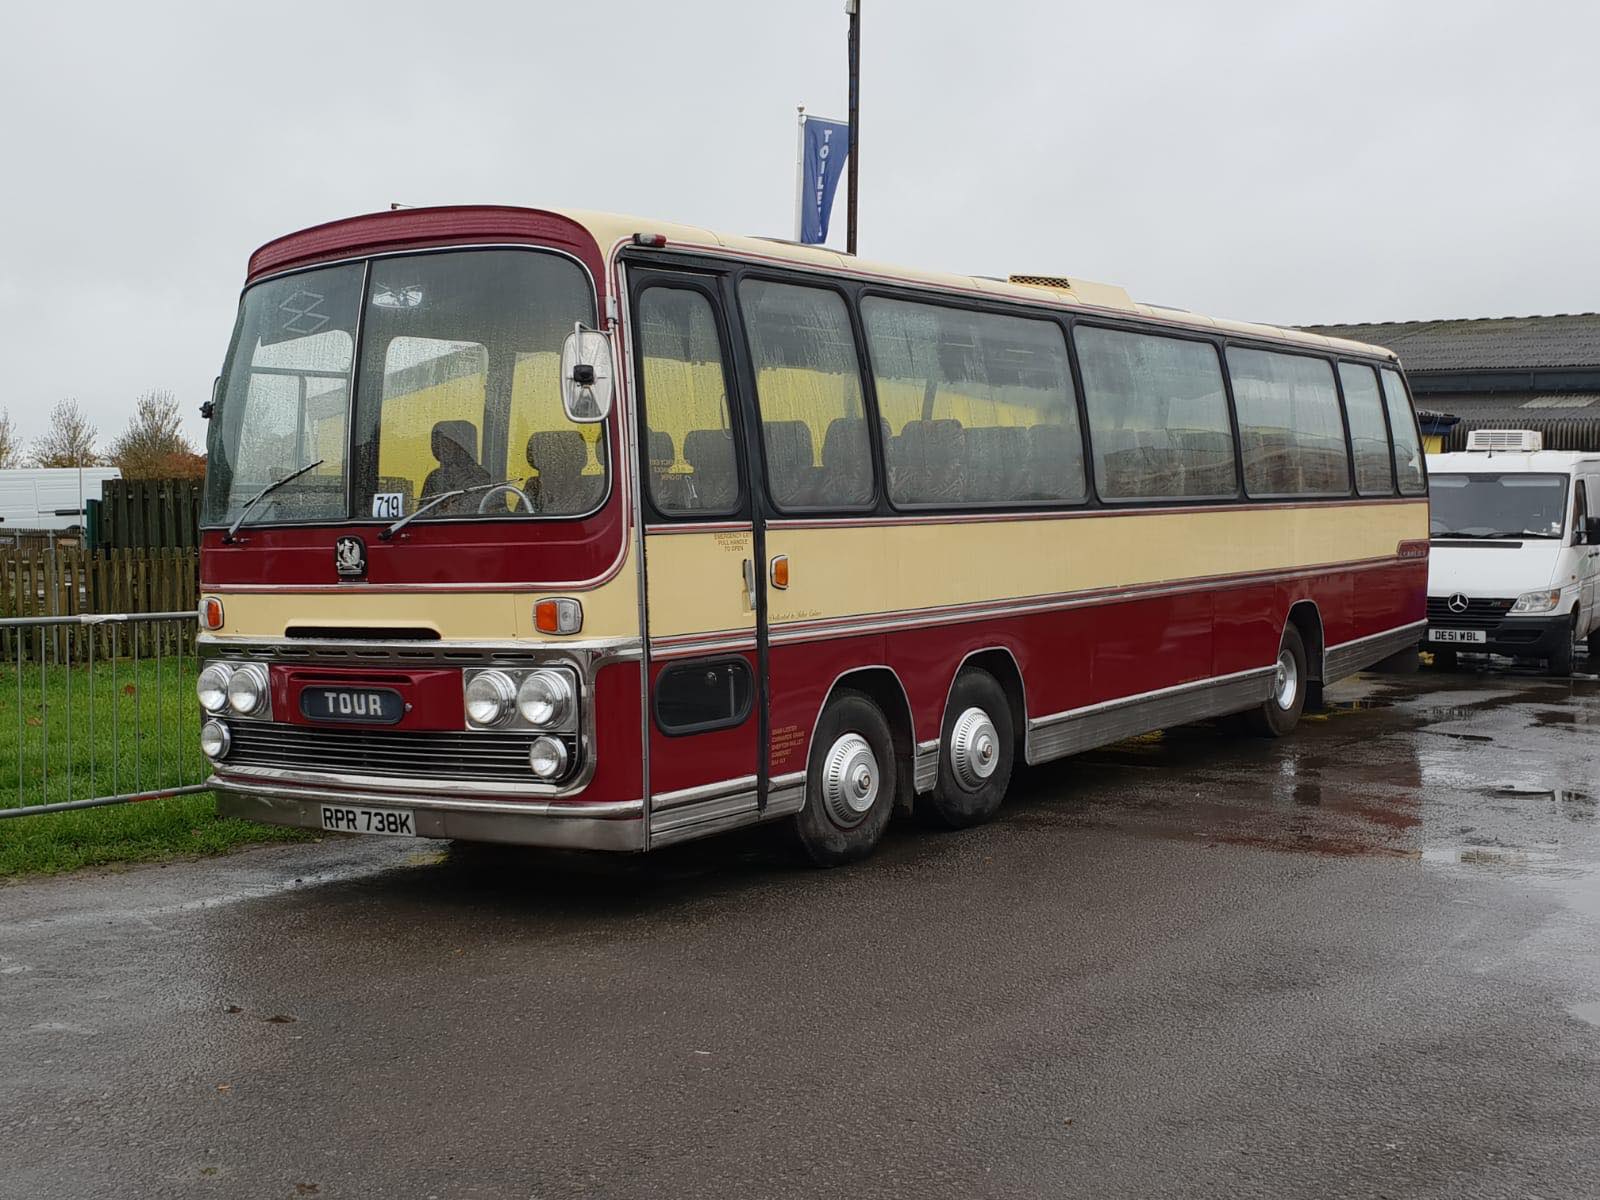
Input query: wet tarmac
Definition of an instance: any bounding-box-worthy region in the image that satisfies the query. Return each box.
[2,662,1599,1199]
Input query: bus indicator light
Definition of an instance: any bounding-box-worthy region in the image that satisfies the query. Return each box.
[535,598,582,635]
[200,597,225,630]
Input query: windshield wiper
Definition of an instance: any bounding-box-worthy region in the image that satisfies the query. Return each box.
[380,480,515,541]
[223,459,324,543]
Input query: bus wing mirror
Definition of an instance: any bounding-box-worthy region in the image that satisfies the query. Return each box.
[560,325,613,423]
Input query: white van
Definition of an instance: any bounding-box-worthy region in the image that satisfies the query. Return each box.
[0,467,122,533]
[1425,430,1600,674]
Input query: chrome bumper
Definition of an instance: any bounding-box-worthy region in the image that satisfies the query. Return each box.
[213,779,645,852]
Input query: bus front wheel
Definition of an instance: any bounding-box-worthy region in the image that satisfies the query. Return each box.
[1248,625,1308,738]
[791,690,897,867]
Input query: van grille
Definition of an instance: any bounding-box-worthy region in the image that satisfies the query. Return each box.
[222,723,575,784]
[1426,596,1514,630]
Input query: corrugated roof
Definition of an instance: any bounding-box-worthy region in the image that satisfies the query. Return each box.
[1418,392,1600,422]
[1298,314,1600,373]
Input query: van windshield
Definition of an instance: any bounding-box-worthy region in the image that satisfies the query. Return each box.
[1429,473,1569,539]
[204,249,605,530]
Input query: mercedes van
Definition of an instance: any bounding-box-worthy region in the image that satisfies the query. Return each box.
[1425,430,1600,674]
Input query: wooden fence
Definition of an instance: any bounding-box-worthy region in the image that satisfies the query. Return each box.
[97,479,203,550]
[0,546,198,661]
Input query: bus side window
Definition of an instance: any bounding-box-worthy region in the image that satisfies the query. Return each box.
[861,298,1086,507]
[1227,348,1349,497]
[636,288,742,517]
[1380,369,1427,496]
[1073,326,1234,503]
[1337,362,1395,496]
[739,280,874,513]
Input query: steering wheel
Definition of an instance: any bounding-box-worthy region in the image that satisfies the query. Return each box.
[476,483,535,514]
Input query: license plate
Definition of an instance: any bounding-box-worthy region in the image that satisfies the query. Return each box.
[300,687,404,724]
[1430,628,1487,644]
[320,805,416,836]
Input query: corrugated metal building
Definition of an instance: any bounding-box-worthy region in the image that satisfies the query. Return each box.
[1299,314,1600,451]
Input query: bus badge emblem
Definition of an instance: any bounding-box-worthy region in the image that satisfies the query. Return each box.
[334,536,367,580]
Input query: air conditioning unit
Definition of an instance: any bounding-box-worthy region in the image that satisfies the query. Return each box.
[1466,429,1543,452]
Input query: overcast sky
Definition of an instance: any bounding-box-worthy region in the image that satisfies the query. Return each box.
[3,0,1597,453]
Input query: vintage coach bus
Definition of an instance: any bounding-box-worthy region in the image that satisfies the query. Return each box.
[197,206,1429,865]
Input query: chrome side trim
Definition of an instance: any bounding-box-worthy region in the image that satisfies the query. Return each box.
[1024,666,1276,765]
[648,780,806,848]
[651,774,759,812]
[214,786,644,852]
[913,739,940,793]
[1323,619,1426,683]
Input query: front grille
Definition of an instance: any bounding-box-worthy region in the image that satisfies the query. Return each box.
[1426,596,1514,630]
[223,723,576,784]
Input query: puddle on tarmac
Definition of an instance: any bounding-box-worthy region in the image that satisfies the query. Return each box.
[1422,730,1496,743]
[1320,697,1395,713]
[1569,1000,1600,1028]
[1422,845,1560,867]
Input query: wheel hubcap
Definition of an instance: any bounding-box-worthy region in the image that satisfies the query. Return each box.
[949,706,1000,791]
[821,732,880,828]
[1274,649,1299,710]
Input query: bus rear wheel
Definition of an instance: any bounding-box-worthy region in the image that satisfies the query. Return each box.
[791,690,896,867]
[920,669,1014,829]
[1247,625,1308,738]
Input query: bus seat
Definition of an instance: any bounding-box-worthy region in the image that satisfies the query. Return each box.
[762,420,821,508]
[1028,424,1084,500]
[525,430,598,515]
[899,419,965,503]
[821,418,872,505]
[422,420,490,501]
[683,428,739,511]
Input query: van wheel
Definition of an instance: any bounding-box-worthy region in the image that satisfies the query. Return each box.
[1431,647,1459,672]
[920,669,1014,829]
[1549,614,1577,677]
[1248,625,1308,738]
[791,690,896,867]
[1588,624,1600,663]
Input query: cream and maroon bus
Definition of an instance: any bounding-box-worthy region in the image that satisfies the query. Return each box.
[197,206,1428,864]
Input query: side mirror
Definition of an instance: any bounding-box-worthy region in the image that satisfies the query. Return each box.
[560,324,614,423]
[1582,516,1600,545]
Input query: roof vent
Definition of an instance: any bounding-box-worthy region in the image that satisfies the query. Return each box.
[1466,429,1543,452]
[1009,273,1076,291]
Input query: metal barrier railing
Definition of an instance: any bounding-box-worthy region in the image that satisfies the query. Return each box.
[0,611,208,820]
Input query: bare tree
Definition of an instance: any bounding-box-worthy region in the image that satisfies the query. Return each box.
[31,399,100,468]
[108,389,196,478]
[0,409,22,469]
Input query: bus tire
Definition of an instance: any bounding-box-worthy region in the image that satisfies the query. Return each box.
[791,689,897,867]
[1248,625,1308,738]
[1549,613,1577,677]
[921,669,1014,830]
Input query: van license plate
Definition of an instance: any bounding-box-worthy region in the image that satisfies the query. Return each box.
[1430,628,1487,644]
[320,805,416,836]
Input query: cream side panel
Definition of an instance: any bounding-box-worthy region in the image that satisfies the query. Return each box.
[765,503,1426,624]
[644,529,756,638]
[210,553,642,641]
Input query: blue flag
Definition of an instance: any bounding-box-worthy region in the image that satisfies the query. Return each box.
[799,116,851,245]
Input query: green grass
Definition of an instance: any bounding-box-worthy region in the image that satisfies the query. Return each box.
[0,657,308,878]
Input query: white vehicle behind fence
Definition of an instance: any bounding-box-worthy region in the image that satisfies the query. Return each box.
[1425,430,1600,674]
[0,467,122,533]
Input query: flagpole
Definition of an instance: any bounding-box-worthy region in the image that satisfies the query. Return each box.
[845,0,860,255]
[793,105,806,242]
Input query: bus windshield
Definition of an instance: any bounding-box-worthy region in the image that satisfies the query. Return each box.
[1429,472,1569,539]
[204,249,605,530]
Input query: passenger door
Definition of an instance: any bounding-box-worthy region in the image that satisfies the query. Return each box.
[1576,479,1599,635]
[628,269,764,840]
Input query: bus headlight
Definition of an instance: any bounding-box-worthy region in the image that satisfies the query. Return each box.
[465,670,517,727]
[1511,589,1562,614]
[517,669,574,728]
[200,719,231,760]
[226,663,270,716]
[528,736,569,780]
[196,662,234,714]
